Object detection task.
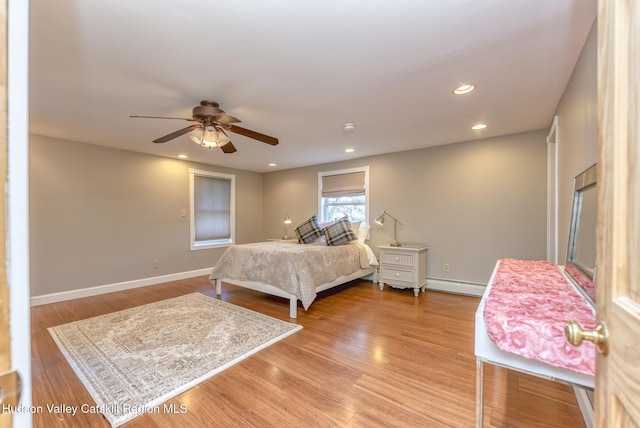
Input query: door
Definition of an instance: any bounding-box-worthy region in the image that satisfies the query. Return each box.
[1,0,31,426]
[596,0,640,425]
[0,1,17,426]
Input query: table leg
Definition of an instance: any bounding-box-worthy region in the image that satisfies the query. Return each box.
[476,358,484,428]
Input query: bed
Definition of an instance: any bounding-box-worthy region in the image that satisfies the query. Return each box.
[209,240,378,318]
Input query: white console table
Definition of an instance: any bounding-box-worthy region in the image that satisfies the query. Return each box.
[475,260,595,427]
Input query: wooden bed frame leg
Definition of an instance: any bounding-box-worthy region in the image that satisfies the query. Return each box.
[215,279,222,296]
[289,298,297,319]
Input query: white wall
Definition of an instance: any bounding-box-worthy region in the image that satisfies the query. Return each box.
[555,21,598,265]
[29,135,264,297]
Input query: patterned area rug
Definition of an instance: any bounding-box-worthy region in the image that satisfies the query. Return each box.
[48,293,302,427]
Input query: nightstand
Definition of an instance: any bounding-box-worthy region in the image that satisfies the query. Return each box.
[377,244,428,296]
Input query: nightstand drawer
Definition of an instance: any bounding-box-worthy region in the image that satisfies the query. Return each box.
[380,266,415,283]
[380,252,415,267]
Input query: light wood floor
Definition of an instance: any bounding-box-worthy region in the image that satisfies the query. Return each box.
[31,277,587,427]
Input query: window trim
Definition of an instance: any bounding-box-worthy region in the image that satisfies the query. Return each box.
[189,168,236,250]
[318,166,369,224]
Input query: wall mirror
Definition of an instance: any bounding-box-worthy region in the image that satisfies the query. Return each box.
[565,163,597,306]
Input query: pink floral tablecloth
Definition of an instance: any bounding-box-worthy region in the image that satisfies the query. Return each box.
[483,258,596,375]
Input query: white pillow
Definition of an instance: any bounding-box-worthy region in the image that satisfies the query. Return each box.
[357,224,370,242]
[350,221,361,237]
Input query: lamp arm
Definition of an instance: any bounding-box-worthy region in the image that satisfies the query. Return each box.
[383,211,403,226]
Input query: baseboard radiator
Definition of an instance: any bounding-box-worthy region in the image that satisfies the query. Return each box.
[425,277,486,297]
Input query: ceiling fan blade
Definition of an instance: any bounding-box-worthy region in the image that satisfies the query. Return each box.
[213,113,242,125]
[153,124,201,143]
[220,142,237,153]
[228,125,279,146]
[130,115,198,122]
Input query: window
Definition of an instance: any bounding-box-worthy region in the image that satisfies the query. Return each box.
[318,166,369,224]
[189,168,235,250]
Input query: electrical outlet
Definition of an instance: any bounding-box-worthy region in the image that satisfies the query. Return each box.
[443,263,450,272]
[153,260,159,269]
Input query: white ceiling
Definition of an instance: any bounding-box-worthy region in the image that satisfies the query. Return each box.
[29,0,596,173]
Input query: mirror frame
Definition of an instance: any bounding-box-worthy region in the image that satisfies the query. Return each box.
[565,163,597,306]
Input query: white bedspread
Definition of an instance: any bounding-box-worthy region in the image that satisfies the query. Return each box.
[209,241,375,309]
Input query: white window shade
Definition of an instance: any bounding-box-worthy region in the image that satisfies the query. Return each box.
[190,168,235,250]
[194,175,231,241]
[321,171,366,197]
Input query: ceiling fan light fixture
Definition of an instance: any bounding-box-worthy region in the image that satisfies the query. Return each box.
[198,134,217,148]
[199,125,231,149]
[216,128,231,147]
[202,125,219,147]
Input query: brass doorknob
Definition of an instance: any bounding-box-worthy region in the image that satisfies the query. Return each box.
[565,320,609,355]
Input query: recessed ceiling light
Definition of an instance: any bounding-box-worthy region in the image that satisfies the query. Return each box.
[453,84,476,95]
[177,154,188,159]
[345,148,355,153]
[472,123,487,130]
[343,123,356,132]
[268,163,277,167]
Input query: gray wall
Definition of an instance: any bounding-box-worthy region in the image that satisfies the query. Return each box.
[29,135,264,296]
[264,130,548,284]
[555,21,598,265]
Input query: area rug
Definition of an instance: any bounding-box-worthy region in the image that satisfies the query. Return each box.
[48,293,302,427]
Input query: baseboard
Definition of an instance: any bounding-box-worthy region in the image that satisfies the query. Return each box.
[425,278,486,297]
[30,268,213,306]
[574,387,594,428]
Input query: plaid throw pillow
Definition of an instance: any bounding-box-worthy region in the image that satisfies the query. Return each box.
[323,217,358,246]
[294,215,323,244]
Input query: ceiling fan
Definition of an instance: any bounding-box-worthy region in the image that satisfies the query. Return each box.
[130,100,279,154]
